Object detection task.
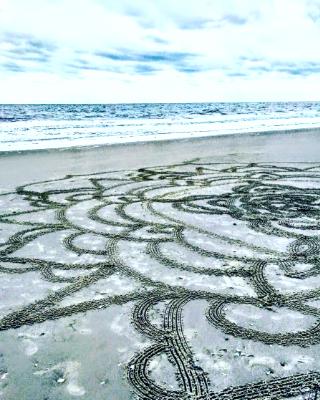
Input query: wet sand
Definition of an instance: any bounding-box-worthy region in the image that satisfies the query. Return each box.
[1,129,320,400]
[1,128,319,190]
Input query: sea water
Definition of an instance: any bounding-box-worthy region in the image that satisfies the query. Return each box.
[0,102,320,152]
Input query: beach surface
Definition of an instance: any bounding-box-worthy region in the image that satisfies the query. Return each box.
[1,129,320,400]
[1,128,320,190]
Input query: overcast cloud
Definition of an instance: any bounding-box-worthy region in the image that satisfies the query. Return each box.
[0,0,320,103]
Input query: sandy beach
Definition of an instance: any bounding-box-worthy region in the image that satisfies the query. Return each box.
[1,129,320,399]
[2,0,320,396]
[1,128,320,190]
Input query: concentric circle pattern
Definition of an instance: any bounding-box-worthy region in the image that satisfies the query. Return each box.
[1,161,320,399]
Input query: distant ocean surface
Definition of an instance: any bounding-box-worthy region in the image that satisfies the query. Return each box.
[0,102,320,152]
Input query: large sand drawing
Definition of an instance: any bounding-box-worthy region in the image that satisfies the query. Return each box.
[1,161,320,399]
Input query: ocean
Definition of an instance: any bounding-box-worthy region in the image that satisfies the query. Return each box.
[0,102,320,152]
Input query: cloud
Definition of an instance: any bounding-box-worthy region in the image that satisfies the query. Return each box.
[0,0,320,102]
[176,14,249,30]
[1,61,25,72]
[147,35,169,45]
[241,59,320,77]
[65,61,121,74]
[222,14,248,25]
[0,32,56,73]
[176,66,202,74]
[271,61,320,76]
[96,49,194,63]
[307,0,320,22]
[94,49,201,75]
[176,18,213,30]
[227,72,248,77]
[134,64,158,74]
[2,32,55,52]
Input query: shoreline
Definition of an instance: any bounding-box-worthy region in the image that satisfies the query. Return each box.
[1,126,320,156]
[0,127,319,191]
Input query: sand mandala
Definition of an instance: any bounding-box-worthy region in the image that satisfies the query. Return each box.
[1,160,320,399]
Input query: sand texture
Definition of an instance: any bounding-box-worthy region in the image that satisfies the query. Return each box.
[1,141,320,399]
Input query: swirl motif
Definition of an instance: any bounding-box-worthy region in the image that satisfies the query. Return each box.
[1,161,320,399]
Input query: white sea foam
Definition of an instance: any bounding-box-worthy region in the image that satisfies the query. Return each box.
[1,103,320,152]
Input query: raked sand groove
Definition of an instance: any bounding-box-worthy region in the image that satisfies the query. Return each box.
[1,160,320,399]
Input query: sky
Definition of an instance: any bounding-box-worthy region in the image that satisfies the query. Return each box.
[0,0,320,103]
